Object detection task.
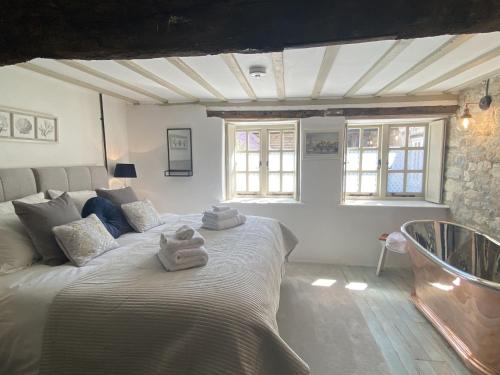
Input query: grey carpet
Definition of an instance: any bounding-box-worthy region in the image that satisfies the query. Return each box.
[277,263,391,375]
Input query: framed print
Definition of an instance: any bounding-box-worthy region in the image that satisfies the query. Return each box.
[303,130,341,159]
[36,117,57,141]
[0,111,10,137]
[12,113,35,139]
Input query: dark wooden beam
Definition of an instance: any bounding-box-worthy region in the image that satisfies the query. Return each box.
[1,0,500,65]
[206,106,459,119]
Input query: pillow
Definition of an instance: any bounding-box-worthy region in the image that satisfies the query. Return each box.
[52,214,119,267]
[0,192,46,215]
[81,197,132,238]
[13,193,81,266]
[121,199,164,232]
[96,187,138,206]
[48,189,97,213]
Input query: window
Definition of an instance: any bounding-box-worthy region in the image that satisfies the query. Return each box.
[344,123,430,199]
[226,121,298,199]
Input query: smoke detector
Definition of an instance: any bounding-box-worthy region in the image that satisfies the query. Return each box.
[249,65,266,78]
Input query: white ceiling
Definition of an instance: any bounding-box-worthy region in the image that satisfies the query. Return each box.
[9,31,500,105]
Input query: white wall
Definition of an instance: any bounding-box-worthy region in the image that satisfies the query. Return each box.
[127,104,449,267]
[0,66,129,176]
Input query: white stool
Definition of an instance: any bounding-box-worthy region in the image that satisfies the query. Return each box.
[376,232,407,276]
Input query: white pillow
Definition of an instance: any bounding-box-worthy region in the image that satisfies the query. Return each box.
[121,199,164,232]
[0,192,46,215]
[52,214,119,267]
[48,189,97,213]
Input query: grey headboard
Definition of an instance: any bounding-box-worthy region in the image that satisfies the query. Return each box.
[0,166,108,202]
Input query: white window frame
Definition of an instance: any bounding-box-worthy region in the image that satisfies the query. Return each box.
[343,123,429,200]
[225,121,300,200]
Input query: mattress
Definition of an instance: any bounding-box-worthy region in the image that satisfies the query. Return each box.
[0,213,308,375]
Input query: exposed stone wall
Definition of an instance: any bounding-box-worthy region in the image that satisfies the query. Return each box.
[444,75,500,237]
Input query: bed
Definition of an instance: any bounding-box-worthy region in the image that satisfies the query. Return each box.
[0,166,309,375]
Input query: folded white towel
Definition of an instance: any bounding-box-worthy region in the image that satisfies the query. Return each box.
[175,225,195,240]
[202,214,247,230]
[158,246,208,271]
[160,231,205,252]
[212,205,231,212]
[203,208,239,220]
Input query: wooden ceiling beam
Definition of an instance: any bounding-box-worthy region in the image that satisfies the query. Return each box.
[375,35,474,96]
[445,67,500,93]
[220,54,257,100]
[18,63,139,104]
[271,52,285,100]
[311,46,340,99]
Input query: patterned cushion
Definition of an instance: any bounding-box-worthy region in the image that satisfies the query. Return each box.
[81,197,132,238]
[121,199,164,232]
[52,214,119,267]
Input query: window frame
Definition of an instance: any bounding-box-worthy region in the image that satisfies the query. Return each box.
[225,120,300,200]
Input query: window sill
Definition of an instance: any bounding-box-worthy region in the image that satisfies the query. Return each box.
[342,199,449,208]
[222,197,301,204]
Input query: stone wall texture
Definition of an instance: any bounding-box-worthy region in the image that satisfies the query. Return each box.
[444,75,500,238]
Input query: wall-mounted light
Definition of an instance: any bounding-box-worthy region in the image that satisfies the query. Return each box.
[459,79,493,131]
[460,105,474,130]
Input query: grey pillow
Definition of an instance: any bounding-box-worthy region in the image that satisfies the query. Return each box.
[13,193,81,266]
[96,187,138,206]
[53,214,119,267]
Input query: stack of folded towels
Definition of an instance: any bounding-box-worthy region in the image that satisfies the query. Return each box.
[202,205,246,230]
[158,225,208,271]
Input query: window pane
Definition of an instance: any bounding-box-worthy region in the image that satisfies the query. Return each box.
[269,131,281,150]
[248,131,260,151]
[360,172,377,193]
[406,173,423,193]
[282,173,295,193]
[361,150,378,171]
[282,152,295,172]
[362,128,378,148]
[235,152,247,171]
[236,173,246,192]
[389,127,406,148]
[387,173,404,193]
[283,131,295,150]
[408,127,425,147]
[388,150,405,170]
[407,150,424,170]
[248,173,260,192]
[236,131,246,151]
[268,152,281,171]
[248,153,260,171]
[347,129,360,148]
[346,150,360,171]
[268,173,280,192]
[345,172,359,193]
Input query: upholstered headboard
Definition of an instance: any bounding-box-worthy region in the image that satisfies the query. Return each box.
[0,166,108,202]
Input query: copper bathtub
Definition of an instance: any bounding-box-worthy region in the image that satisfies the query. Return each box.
[401,221,500,375]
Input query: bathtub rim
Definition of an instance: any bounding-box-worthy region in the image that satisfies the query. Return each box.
[401,219,500,292]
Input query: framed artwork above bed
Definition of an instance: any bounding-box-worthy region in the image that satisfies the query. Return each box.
[0,107,58,143]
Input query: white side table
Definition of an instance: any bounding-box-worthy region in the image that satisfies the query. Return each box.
[376,232,407,276]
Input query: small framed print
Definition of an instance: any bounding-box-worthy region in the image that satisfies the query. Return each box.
[36,117,57,141]
[303,130,342,159]
[12,113,35,139]
[0,111,10,137]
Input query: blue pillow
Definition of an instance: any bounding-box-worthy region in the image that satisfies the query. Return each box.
[81,197,132,238]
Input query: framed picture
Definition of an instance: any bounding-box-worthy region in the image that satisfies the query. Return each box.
[0,111,10,137]
[36,117,57,141]
[165,128,193,176]
[303,130,342,159]
[12,113,35,139]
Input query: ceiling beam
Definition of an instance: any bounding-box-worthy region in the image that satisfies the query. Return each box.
[271,52,285,100]
[18,63,139,104]
[115,60,197,101]
[311,46,340,99]
[2,1,500,65]
[344,39,413,97]
[206,106,458,119]
[445,67,500,93]
[166,57,226,101]
[375,34,474,96]
[220,54,257,100]
[59,60,167,103]
[409,46,500,94]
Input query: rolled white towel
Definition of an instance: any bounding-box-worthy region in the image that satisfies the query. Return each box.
[160,231,205,252]
[203,208,239,220]
[212,205,231,212]
[202,214,246,230]
[175,225,195,240]
[158,246,208,271]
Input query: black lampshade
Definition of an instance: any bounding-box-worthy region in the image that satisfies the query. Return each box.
[114,163,137,178]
